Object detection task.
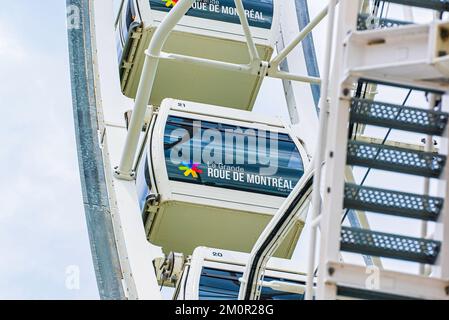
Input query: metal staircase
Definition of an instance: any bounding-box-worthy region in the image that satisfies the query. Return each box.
[311,0,449,300]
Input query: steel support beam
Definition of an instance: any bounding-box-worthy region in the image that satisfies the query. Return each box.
[66,0,125,300]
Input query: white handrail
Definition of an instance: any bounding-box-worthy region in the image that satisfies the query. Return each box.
[158,52,255,73]
[237,167,314,300]
[305,0,338,301]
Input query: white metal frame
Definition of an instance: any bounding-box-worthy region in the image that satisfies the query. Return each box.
[316,0,360,300]
[138,98,311,260]
[143,0,279,44]
[237,165,314,300]
[309,0,449,300]
[421,93,438,276]
[343,21,449,91]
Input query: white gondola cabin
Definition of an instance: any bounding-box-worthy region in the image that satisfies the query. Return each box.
[116,0,278,110]
[174,247,309,300]
[136,99,310,258]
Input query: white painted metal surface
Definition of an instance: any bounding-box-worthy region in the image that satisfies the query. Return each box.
[344,21,449,91]
[91,0,163,299]
[306,0,338,301]
[116,0,196,179]
[325,261,449,300]
[118,0,279,111]
[315,0,360,300]
[277,0,321,154]
[76,0,325,300]
[116,0,322,179]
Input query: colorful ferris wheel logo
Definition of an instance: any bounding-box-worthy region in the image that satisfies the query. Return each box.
[179,161,203,178]
[162,0,179,7]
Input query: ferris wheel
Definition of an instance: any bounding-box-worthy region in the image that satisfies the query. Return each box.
[67,0,449,300]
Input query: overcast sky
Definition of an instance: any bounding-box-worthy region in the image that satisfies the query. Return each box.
[0,1,438,299]
[0,1,97,299]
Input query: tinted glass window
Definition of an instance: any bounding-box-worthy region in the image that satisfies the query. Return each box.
[164,116,304,197]
[136,154,150,211]
[199,268,305,300]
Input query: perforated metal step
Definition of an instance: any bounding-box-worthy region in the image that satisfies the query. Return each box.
[384,0,449,11]
[337,286,418,300]
[340,227,441,264]
[347,141,446,178]
[344,183,443,222]
[350,98,449,136]
[357,14,411,31]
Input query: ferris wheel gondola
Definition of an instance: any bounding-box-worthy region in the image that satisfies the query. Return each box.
[116,0,279,110]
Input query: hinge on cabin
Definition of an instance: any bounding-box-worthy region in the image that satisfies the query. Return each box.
[146,194,161,212]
